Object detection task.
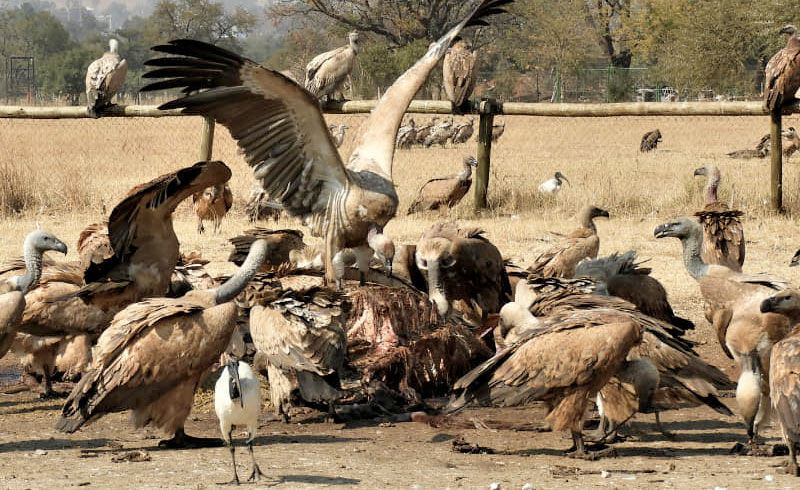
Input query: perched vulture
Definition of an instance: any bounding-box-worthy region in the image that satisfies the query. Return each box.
[443,36,478,111]
[415,222,511,323]
[693,165,745,271]
[227,228,306,272]
[305,32,359,101]
[760,290,800,476]
[19,161,232,338]
[538,171,570,196]
[193,183,233,234]
[655,218,791,455]
[764,25,800,113]
[407,156,478,215]
[245,183,282,223]
[57,239,270,448]
[491,120,506,142]
[142,0,513,287]
[640,129,661,152]
[528,205,609,278]
[451,117,475,144]
[85,39,128,118]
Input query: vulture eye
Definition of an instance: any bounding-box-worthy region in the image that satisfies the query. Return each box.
[416,257,428,270]
[783,296,791,302]
[440,256,456,268]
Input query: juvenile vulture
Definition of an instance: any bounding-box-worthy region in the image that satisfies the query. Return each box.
[528,205,609,278]
[227,228,306,272]
[305,31,360,101]
[423,116,455,147]
[142,0,513,287]
[245,182,282,223]
[242,273,345,421]
[655,218,791,454]
[783,126,800,158]
[329,124,349,148]
[0,230,68,361]
[19,161,232,338]
[193,183,233,234]
[415,222,511,322]
[407,156,478,215]
[396,118,417,149]
[451,117,475,144]
[57,239,270,448]
[640,129,662,152]
[760,290,800,475]
[693,165,745,271]
[764,25,800,113]
[85,39,128,118]
[443,36,478,111]
[491,120,506,142]
[537,171,570,196]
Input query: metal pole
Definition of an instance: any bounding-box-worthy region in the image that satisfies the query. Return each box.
[770,110,783,212]
[199,116,215,161]
[474,98,496,211]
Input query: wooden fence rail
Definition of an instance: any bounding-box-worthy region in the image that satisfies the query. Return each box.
[0,100,792,212]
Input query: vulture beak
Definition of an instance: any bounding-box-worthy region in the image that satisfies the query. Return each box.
[597,208,609,218]
[227,357,244,408]
[653,223,673,238]
[54,240,68,255]
[760,297,776,313]
[693,167,706,176]
[781,25,795,35]
[790,250,800,267]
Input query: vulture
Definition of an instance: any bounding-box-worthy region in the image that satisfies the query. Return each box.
[527,205,609,278]
[655,218,791,455]
[764,25,800,113]
[413,117,440,146]
[791,248,800,267]
[11,333,91,398]
[227,228,306,272]
[407,156,478,215]
[330,226,395,288]
[640,129,661,152]
[329,124,349,148]
[727,134,770,159]
[783,126,800,158]
[443,36,478,111]
[448,291,642,459]
[415,222,511,322]
[245,182,282,223]
[19,161,232,338]
[77,222,113,272]
[0,230,68,362]
[537,171,570,196]
[305,31,360,101]
[85,39,128,118]
[396,118,417,149]
[693,165,745,271]
[57,239,270,448]
[142,0,513,287]
[760,290,800,476]
[491,120,506,142]
[242,272,345,421]
[423,116,455,147]
[451,117,475,144]
[193,183,233,234]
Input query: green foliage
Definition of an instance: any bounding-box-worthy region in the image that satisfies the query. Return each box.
[150,0,257,52]
[40,43,100,104]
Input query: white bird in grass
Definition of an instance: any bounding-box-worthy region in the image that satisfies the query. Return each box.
[538,171,570,196]
[215,358,264,485]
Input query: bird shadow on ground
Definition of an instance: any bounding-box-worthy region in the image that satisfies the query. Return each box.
[0,401,61,415]
[251,433,369,447]
[0,437,110,454]
[270,475,361,486]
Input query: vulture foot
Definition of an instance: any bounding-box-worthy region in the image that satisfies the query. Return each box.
[159,428,224,449]
[39,389,68,400]
[730,441,770,457]
[565,445,616,461]
[785,460,800,477]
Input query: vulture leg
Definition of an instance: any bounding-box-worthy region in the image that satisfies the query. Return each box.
[354,246,372,286]
[219,427,240,485]
[246,437,265,482]
[654,411,676,440]
[40,366,67,399]
[787,442,799,476]
[565,430,615,460]
[585,417,623,444]
[159,427,224,449]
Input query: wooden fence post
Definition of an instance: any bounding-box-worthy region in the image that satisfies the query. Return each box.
[199,116,215,161]
[770,111,783,212]
[474,98,497,211]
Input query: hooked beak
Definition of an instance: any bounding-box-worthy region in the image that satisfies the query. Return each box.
[597,208,609,218]
[693,167,706,176]
[54,240,68,255]
[760,297,776,313]
[781,26,795,35]
[653,223,671,238]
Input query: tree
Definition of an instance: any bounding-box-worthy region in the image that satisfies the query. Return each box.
[150,0,257,52]
[40,43,101,104]
[583,0,633,68]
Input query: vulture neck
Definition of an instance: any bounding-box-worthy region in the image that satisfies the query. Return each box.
[349,38,360,54]
[458,161,473,181]
[18,236,44,294]
[578,209,597,232]
[215,240,268,304]
[705,170,721,206]
[679,230,709,279]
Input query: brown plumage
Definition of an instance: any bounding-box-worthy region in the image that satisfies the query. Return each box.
[640,129,661,152]
[491,120,505,142]
[11,333,92,395]
[415,222,511,322]
[728,133,772,158]
[396,118,417,149]
[760,290,800,476]
[655,218,791,454]
[305,32,359,101]
[228,228,305,272]
[451,117,475,144]
[413,117,439,146]
[693,165,745,271]
[193,183,233,234]
[85,39,127,118]
[77,222,113,272]
[764,25,800,113]
[528,205,609,278]
[142,1,513,286]
[245,183,282,223]
[443,37,478,109]
[783,126,800,158]
[56,239,269,448]
[407,156,478,215]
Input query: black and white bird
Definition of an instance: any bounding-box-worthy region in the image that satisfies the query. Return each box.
[538,171,570,196]
[214,358,264,485]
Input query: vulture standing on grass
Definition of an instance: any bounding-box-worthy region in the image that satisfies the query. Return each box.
[57,239,270,448]
[760,290,800,476]
[451,117,475,144]
[193,183,233,234]
[407,156,478,215]
[423,116,455,147]
[85,39,128,118]
[640,129,661,152]
[538,171,570,196]
[655,218,791,455]
[415,222,511,322]
[527,205,609,278]
[693,165,745,271]
[764,25,800,113]
[18,161,232,338]
[783,126,800,158]
[413,117,440,146]
[142,0,513,288]
[304,31,360,101]
[396,118,417,149]
[443,36,478,111]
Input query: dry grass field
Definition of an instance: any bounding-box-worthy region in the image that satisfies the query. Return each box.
[2,113,800,489]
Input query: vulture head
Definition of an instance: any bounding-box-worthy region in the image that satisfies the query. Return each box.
[653,217,701,241]
[790,248,800,267]
[780,25,798,37]
[783,127,798,138]
[415,236,457,316]
[495,301,539,349]
[26,229,69,257]
[760,289,800,315]
[554,171,570,186]
[367,226,395,276]
[348,31,360,51]
[109,38,119,54]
